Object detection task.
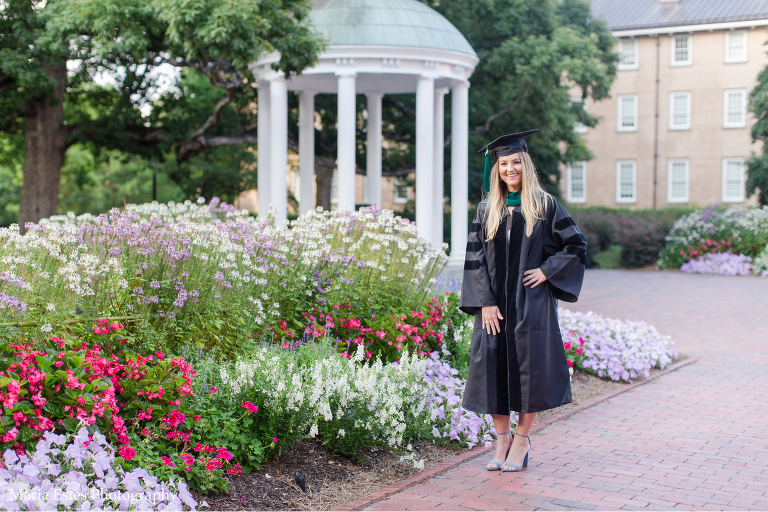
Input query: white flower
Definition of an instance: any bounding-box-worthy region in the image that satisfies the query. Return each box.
[338,429,345,437]
[40,324,52,333]
[309,425,318,438]
[46,303,56,312]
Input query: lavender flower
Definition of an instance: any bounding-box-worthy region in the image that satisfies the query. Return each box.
[680,252,753,276]
[0,428,203,511]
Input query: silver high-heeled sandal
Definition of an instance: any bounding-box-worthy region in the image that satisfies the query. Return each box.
[485,431,513,471]
[500,432,530,472]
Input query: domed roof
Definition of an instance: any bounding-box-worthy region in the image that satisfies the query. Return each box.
[309,0,477,57]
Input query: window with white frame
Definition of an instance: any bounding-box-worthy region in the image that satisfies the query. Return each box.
[617,94,638,132]
[670,35,692,66]
[667,159,689,203]
[566,162,587,203]
[722,158,746,202]
[393,177,409,204]
[723,89,747,128]
[615,160,637,203]
[618,39,639,70]
[725,30,748,63]
[571,97,588,134]
[669,92,691,130]
[330,169,339,204]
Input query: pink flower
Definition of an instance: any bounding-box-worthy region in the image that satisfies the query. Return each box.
[194,414,201,421]
[563,342,572,350]
[567,359,574,368]
[272,437,278,443]
[118,446,136,460]
[1,427,18,442]
[161,456,174,467]
[241,401,258,413]
[163,409,186,429]
[209,386,218,394]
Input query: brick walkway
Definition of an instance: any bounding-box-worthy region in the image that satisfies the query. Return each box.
[365,270,768,510]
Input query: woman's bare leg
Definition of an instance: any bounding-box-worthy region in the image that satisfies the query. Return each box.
[487,414,514,468]
[503,412,536,468]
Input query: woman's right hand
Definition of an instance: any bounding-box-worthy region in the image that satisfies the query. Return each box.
[481,306,504,336]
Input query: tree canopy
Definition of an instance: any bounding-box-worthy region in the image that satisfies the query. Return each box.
[748,63,768,205]
[0,0,617,230]
[425,0,616,202]
[0,0,324,227]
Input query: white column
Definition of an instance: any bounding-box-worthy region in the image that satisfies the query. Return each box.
[336,72,357,211]
[269,76,288,224]
[450,81,469,265]
[298,91,316,215]
[433,87,448,250]
[415,75,435,242]
[365,92,383,206]
[257,82,271,219]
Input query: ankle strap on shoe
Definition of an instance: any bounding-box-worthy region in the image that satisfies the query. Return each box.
[496,431,512,436]
[512,432,529,438]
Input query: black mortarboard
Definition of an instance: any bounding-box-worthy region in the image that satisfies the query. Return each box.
[478,129,538,194]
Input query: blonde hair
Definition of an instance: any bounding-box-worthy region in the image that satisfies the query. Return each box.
[484,152,549,240]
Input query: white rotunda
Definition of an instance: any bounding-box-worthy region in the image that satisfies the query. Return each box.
[250,0,478,263]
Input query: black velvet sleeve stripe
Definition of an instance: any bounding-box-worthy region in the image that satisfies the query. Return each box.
[566,245,586,260]
[563,233,587,246]
[554,216,576,231]
[464,260,482,270]
[466,241,483,252]
[469,222,482,233]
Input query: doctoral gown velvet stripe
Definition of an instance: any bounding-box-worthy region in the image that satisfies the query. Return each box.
[459,197,587,414]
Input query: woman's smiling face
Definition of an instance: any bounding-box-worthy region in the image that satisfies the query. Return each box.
[498,153,523,192]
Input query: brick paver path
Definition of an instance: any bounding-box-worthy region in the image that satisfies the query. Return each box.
[366,270,768,510]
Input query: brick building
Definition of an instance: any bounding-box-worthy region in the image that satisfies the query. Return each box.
[563,0,768,208]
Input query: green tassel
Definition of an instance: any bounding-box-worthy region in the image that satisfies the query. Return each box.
[483,146,490,194]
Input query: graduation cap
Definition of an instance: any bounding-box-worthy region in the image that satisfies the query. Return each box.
[479,129,538,194]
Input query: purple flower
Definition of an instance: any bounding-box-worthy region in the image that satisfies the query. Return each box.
[680,252,753,276]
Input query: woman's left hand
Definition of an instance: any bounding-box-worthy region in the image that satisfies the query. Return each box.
[523,268,547,288]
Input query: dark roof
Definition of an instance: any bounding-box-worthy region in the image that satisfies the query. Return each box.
[591,0,768,32]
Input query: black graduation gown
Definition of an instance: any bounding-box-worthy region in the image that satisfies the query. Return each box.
[459,196,587,414]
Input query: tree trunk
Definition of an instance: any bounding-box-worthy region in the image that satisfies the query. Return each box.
[18,60,67,232]
[315,161,334,211]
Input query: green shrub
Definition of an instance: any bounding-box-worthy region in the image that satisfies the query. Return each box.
[569,206,696,268]
[568,207,617,253]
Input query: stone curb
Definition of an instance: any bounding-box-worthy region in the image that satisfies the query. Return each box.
[333,356,699,512]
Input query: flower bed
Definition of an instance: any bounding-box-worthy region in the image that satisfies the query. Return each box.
[658,205,768,269]
[559,308,677,381]
[2,200,445,357]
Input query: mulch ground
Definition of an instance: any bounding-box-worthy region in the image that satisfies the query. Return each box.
[192,368,657,510]
[190,437,465,511]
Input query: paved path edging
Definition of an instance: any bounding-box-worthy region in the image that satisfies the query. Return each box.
[334,356,699,512]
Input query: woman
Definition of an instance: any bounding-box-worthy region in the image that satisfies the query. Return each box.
[460,129,587,472]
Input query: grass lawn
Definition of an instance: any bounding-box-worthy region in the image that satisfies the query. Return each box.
[593,244,622,269]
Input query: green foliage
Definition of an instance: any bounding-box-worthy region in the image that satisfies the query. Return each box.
[749,63,768,205]
[592,244,621,269]
[0,131,24,226]
[442,316,473,381]
[2,0,324,224]
[425,0,617,201]
[569,206,696,268]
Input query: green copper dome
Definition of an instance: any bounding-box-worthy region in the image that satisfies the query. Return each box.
[309,0,477,57]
